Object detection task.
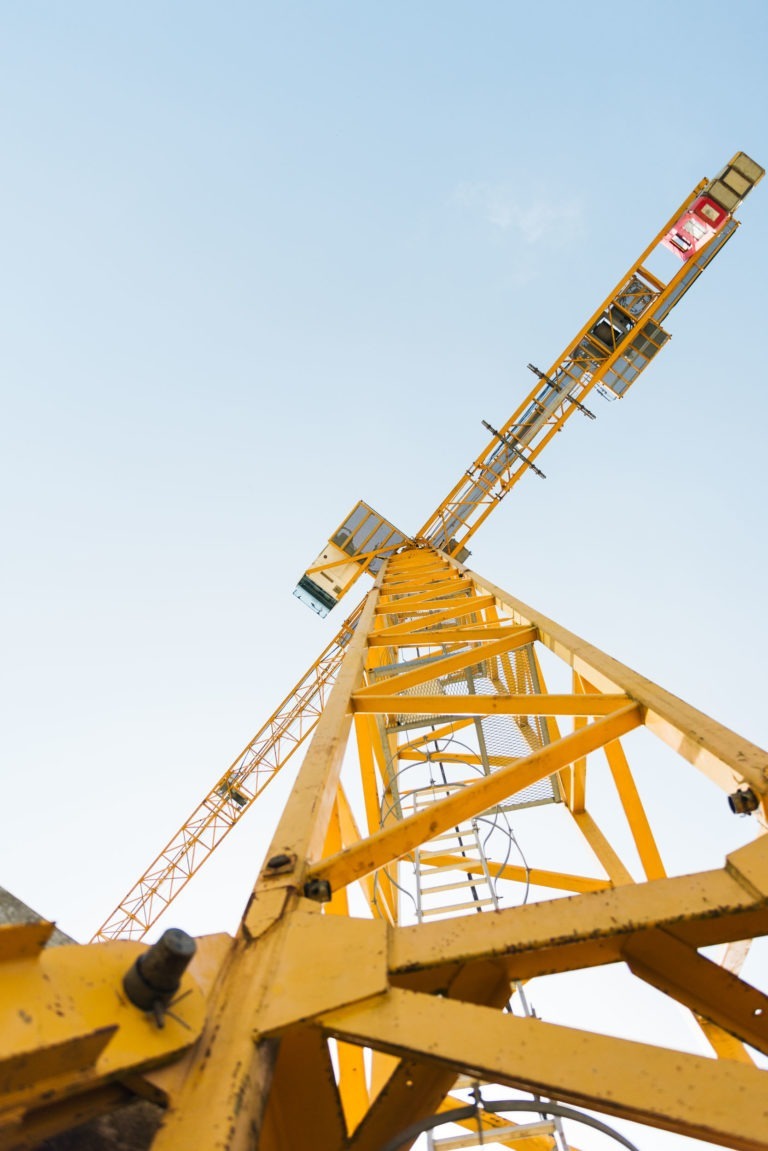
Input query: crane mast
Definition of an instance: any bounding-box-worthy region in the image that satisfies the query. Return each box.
[4,153,767,1151]
[95,151,762,945]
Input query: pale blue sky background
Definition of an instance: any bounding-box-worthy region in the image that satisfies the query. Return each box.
[2,4,767,1148]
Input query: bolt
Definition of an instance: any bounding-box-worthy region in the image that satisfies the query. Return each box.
[728,787,760,815]
[303,878,332,903]
[123,928,196,1020]
[266,853,293,870]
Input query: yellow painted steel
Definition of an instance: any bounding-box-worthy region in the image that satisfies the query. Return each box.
[24,547,765,1151]
[418,155,765,557]
[434,1095,563,1151]
[467,566,768,803]
[92,599,367,943]
[142,543,768,1147]
[412,852,612,894]
[570,809,636,886]
[90,152,766,952]
[351,692,632,716]
[388,836,768,982]
[318,989,768,1149]
[308,702,643,892]
[6,154,767,1150]
[0,925,227,1147]
[602,736,667,880]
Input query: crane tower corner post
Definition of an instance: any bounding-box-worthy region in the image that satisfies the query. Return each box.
[2,152,767,1151]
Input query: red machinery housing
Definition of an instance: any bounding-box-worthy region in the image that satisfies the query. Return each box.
[661,194,729,261]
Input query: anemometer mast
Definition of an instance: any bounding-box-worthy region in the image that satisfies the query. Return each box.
[3,153,767,1151]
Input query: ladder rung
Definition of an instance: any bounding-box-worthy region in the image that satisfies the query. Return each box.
[413,783,468,797]
[420,878,489,895]
[412,799,464,812]
[417,860,483,875]
[421,898,496,916]
[433,1120,556,1150]
[418,847,477,858]
[424,831,476,844]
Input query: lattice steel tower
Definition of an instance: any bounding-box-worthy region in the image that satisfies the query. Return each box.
[2,153,767,1151]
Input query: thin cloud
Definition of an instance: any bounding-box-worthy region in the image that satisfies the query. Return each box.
[454,182,583,246]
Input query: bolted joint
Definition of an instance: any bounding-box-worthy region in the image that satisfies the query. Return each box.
[123,928,196,1018]
[264,852,296,875]
[303,878,332,903]
[728,787,760,815]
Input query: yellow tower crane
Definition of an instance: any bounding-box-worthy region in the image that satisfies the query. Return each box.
[1,152,766,1151]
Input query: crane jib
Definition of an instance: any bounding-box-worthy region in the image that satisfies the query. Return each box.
[293,158,758,603]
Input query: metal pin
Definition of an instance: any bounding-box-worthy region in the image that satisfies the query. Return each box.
[482,420,546,479]
[527,363,596,420]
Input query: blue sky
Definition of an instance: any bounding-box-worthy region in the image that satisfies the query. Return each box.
[1,4,767,1147]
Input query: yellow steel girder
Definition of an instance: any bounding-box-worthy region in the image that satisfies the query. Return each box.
[7,544,768,1151]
